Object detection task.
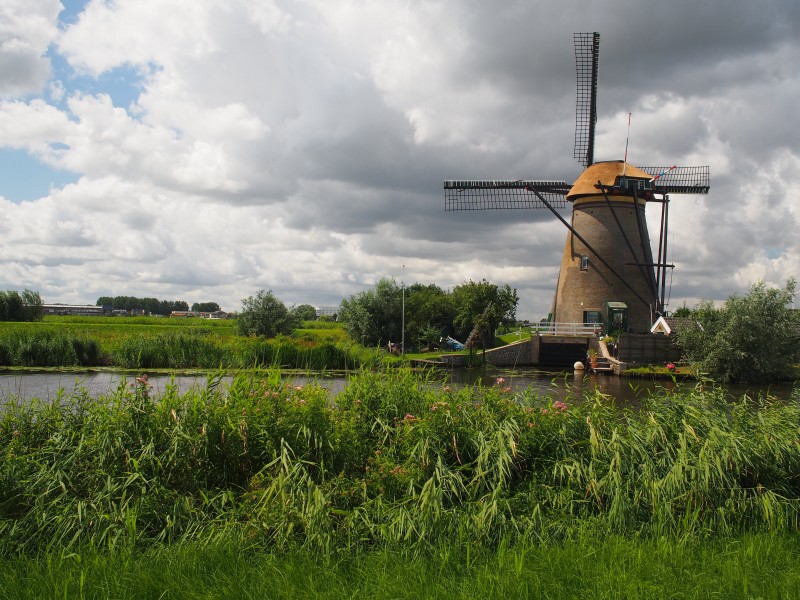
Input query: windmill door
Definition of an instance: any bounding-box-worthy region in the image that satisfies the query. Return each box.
[605,301,628,335]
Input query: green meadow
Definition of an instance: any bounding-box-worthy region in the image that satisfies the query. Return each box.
[1,368,798,596]
[0,316,378,371]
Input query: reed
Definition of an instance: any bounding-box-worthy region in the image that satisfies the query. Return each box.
[0,329,102,367]
[0,321,376,370]
[1,370,798,557]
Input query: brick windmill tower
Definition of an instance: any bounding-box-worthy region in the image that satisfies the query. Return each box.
[444,33,709,334]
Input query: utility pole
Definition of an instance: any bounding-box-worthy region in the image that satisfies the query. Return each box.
[401,265,405,356]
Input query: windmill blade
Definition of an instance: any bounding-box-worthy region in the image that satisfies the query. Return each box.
[574,32,600,168]
[444,180,570,211]
[639,166,710,194]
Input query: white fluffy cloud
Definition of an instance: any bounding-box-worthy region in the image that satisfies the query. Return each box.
[0,0,61,97]
[0,0,798,316]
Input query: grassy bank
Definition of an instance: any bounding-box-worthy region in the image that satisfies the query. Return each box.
[2,369,799,594]
[2,533,799,598]
[1,369,798,556]
[0,318,380,370]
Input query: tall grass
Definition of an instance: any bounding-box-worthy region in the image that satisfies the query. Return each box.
[0,327,378,370]
[0,371,798,557]
[0,329,101,367]
[2,534,800,598]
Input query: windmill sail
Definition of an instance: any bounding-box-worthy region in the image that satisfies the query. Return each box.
[638,166,710,194]
[444,180,570,211]
[440,32,711,339]
[573,32,600,168]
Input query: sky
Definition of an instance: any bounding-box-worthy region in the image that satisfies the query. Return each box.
[1,0,798,318]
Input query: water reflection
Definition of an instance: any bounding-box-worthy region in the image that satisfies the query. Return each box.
[440,368,675,406]
[0,371,346,401]
[1,368,795,404]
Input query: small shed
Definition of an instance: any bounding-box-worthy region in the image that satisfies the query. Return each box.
[650,316,689,336]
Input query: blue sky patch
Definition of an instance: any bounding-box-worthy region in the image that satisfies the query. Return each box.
[0,148,79,202]
[47,51,147,111]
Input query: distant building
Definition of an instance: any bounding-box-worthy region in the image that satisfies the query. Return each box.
[42,304,104,316]
[315,306,338,318]
[169,310,230,319]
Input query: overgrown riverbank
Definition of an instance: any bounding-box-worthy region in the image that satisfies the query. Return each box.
[0,318,384,370]
[2,368,799,595]
[2,369,798,555]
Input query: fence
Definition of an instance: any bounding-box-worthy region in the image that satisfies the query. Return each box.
[531,322,601,336]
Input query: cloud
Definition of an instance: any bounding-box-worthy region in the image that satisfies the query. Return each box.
[0,0,61,97]
[0,0,798,317]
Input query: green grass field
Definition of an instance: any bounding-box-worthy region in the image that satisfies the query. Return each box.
[0,317,376,370]
[2,534,799,598]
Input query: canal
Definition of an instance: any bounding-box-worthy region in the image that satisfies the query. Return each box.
[1,368,796,405]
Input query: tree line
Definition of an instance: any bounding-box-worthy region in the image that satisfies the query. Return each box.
[338,278,518,351]
[0,290,43,322]
[233,280,518,352]
[96,297,221,315]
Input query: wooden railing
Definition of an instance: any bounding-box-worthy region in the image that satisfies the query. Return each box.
[531,322,602,336]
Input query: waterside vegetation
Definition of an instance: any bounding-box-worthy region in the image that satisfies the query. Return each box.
[2,368,798,558]
[0,317,380,371]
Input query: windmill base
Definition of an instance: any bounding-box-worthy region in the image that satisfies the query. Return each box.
[436,332,680,371]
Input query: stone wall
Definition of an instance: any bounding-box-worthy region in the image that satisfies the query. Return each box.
[436,333,680,370]
[617,333,681,365]
[438,338,538,367]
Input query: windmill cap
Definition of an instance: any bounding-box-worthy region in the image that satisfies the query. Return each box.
[567,160,652,200]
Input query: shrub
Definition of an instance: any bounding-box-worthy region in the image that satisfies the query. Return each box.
[236,290,298,338]
[676,279,800,382]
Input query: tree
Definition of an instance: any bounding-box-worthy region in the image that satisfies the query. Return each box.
[292,304,318,322]
[96,296,187,315]
[21,289,43,321]
[0,291,23,321]
[191,302,221,312]
[236,290,298,338]
[0,290,43,322]
[672,303,692,318]
[452,280,519,347]
[404,284,456,350]
[675,279,800,383]
[339,278,402,347]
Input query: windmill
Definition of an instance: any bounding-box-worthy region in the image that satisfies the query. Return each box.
[443,32,709,334]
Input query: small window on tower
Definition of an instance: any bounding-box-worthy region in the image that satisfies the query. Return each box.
[580,255,589,271]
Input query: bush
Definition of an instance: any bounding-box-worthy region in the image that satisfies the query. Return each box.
[236,290,298,338]
[676,279,800,382]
